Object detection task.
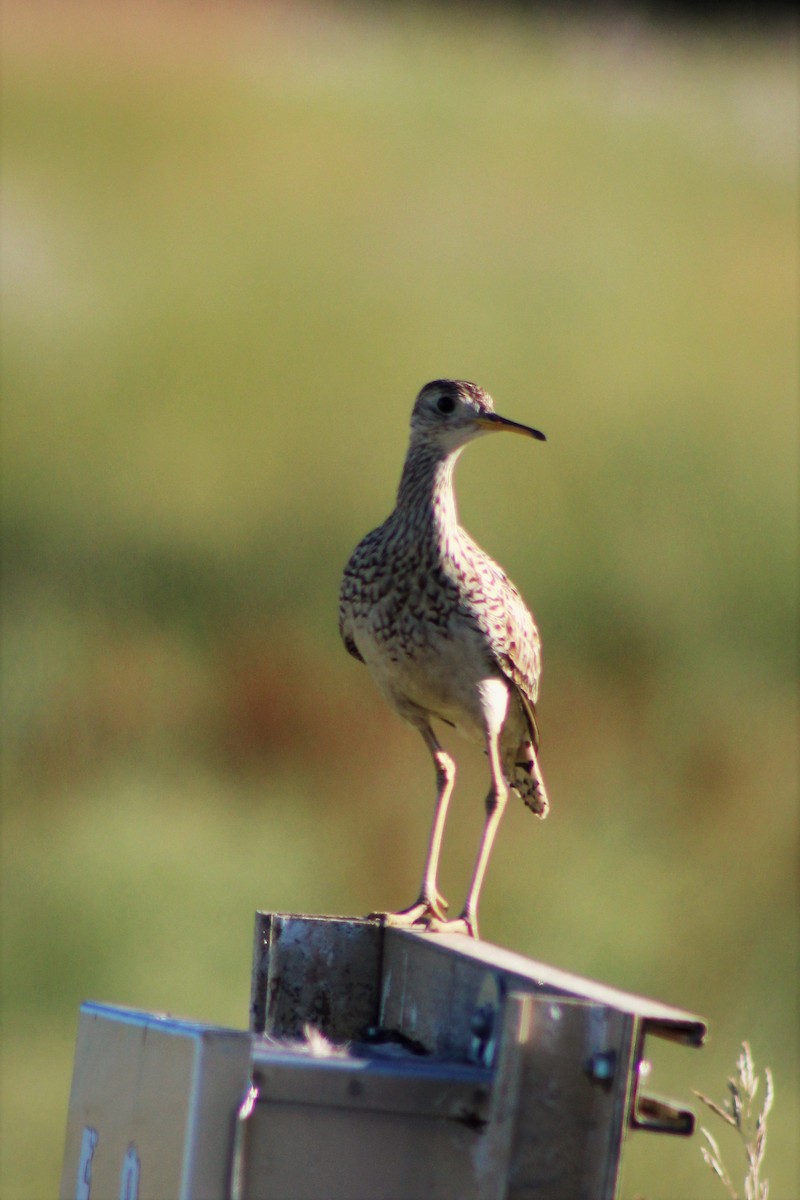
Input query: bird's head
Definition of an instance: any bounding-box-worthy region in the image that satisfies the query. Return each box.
[410,379,546,454]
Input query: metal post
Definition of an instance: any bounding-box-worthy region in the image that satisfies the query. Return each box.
[60,912,706,1200]
[246,912,705,1200]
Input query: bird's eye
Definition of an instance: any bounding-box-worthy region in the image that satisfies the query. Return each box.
[436,395,456,415]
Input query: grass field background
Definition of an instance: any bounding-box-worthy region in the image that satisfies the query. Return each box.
[1,3,797,1196]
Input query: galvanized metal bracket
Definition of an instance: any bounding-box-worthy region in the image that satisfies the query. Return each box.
[249,912,707,1199]
[629,1019,702,1135]
[60,914,707,1200]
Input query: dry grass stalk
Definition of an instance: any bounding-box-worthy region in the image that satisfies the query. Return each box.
[694,1041,774,1200]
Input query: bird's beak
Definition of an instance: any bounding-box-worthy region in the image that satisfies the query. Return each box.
[475,413,546,442]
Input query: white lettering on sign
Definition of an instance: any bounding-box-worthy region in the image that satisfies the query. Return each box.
[119,1143,141,1200]
[76,1127,98,1200]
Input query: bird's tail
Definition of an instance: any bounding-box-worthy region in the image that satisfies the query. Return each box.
[512,739,549,818]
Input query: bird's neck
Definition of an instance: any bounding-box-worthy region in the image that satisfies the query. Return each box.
[395,443,463,545]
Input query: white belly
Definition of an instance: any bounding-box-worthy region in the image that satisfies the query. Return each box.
[355,617,510,744]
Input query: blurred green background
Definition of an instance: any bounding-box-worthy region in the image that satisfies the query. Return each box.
[1,2,796,1196]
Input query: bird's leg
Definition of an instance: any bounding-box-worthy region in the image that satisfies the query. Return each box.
[427,730,509,939]
[375,722,454,927]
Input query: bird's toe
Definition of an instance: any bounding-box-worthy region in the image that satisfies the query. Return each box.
[369,898,449,928]
[423,915,477,939]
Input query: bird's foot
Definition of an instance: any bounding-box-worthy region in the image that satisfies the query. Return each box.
[424,913,478,939]
[369,892,449,928]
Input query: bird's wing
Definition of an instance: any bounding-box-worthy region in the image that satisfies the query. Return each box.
[492,583,542,751]
[455,535,542,749]
[338,567,366,662]
[338,528,387,664]
[341,628,365,663]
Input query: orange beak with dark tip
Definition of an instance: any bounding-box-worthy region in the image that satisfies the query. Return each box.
[476,413,547,442]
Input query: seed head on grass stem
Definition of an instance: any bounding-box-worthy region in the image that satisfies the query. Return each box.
[694,1041,774,1200]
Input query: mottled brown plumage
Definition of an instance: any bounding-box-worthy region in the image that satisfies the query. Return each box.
[339,379,549,937]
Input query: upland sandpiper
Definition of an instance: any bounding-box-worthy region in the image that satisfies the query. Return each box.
[339,379,549,938]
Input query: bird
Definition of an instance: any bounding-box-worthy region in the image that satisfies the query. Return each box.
[339,379,549,939]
